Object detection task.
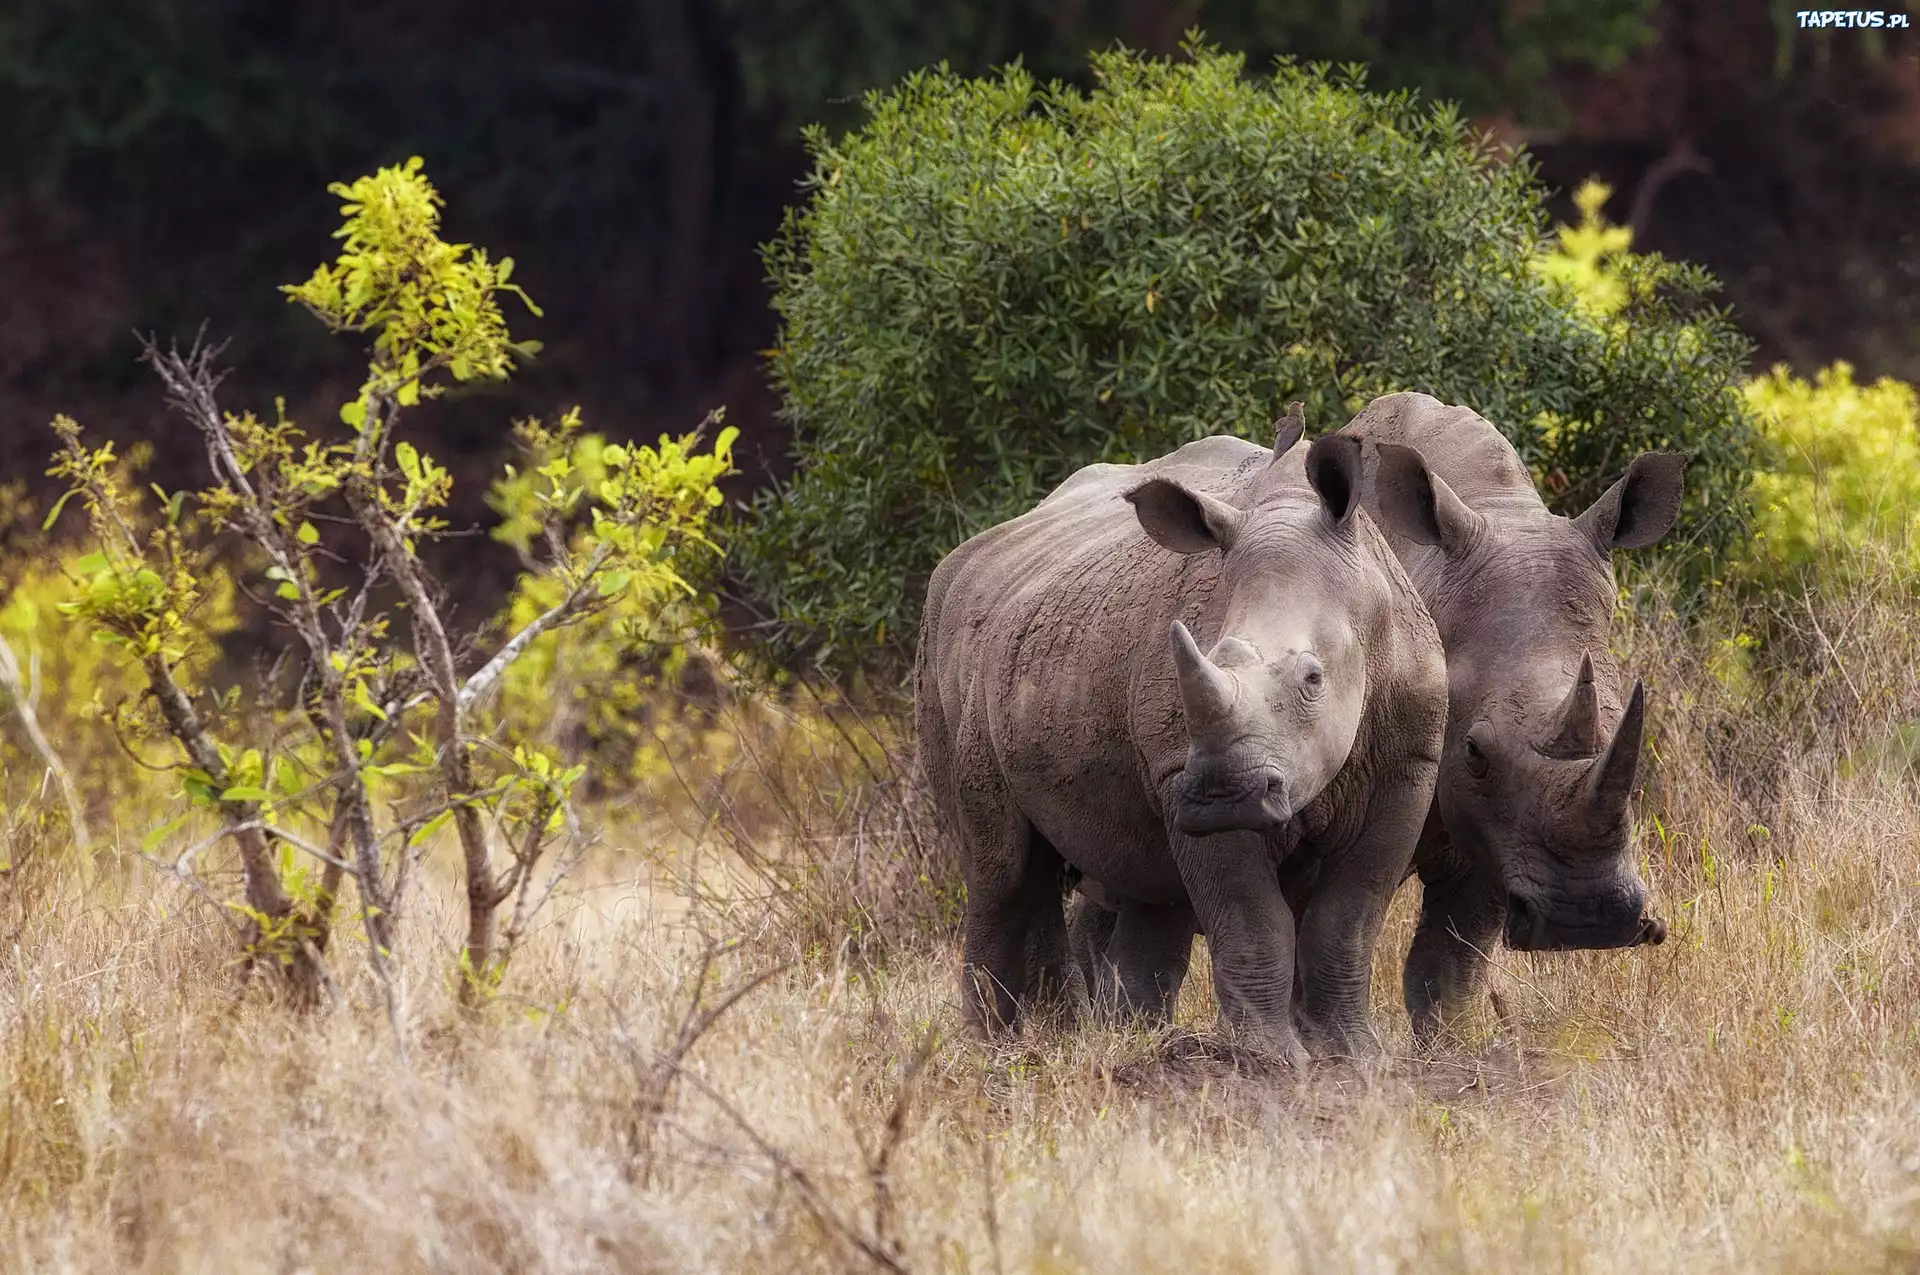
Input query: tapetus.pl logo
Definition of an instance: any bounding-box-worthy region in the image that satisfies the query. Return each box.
[1794,9,1911,25]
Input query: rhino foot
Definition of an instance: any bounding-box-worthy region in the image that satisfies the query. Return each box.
[1159,1028,1307,1076]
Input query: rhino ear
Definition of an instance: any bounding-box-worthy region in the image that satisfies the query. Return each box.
[1372,441,1482,553]
[1127,479,1246,555]
[1305,433,1363,525]
[1573,452,1688,552]
[1272,401,1307,458]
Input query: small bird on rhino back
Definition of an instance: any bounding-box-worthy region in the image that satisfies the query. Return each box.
[914,404,1454,1065]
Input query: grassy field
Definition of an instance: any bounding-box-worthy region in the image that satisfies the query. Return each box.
[3,579,1919,1274]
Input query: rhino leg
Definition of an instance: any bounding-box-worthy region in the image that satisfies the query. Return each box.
[1070,894,1196,1024]
[1296,880,1393,1058]
[1296,758,1436,1058]
[1021,839,1074,1016]
[1066,894,1119,1012]
[1401,823,1507,1047]
[960,814,1071,1036]
[1177,830,1308,1067]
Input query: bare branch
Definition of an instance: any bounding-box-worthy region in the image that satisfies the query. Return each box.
[456,539,616,719]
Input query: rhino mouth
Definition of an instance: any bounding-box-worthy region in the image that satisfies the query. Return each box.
[1172,769,1291,836]
[1504,892,1666,952]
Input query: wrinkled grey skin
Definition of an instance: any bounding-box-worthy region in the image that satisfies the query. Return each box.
[1074,392,1683,1046]
[915,418,1448,1064]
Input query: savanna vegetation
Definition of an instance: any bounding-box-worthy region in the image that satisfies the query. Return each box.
[3,38,1920,1275]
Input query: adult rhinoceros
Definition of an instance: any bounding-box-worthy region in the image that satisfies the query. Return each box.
[1074,392,1681,1046]
[1344,392,1680,1041]
[915,413,1451,1063]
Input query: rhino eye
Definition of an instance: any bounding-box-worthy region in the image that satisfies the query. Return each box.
[1463,725,1493,779]
[1296,654,1325,700]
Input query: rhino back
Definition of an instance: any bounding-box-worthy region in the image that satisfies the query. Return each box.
[1344,391,1544,514]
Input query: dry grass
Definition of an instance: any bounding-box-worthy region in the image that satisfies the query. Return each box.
[3,576,1920,1273]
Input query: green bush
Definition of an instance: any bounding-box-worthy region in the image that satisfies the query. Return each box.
[733,41,1756,674]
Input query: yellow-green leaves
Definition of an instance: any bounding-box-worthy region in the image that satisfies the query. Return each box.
[1740,363,1920,584]
[45,417,211,665]
[282,156,540,421]
[484,410,736,773]
[38,161,652,997]
[1530,180,1635,319]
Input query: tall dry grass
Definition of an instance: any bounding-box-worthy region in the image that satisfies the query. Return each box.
[2,564,1919,1274]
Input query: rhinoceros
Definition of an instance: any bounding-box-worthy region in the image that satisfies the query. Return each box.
[1073,392,1682,1045]
[915,413,1451,1063]
[1344,392,1680,1040]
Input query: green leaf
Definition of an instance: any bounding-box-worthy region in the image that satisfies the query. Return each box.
[352,681,389,721]
[365,762,424,779]
[41,488,78,531]
[276,581,302,601]
[409,809,455,847]
[340,399,367,429]
[220,786,273,804]
[296,521,321,545]
[141,812,193,851]
[395,441,421,482]
[74,551,109,574]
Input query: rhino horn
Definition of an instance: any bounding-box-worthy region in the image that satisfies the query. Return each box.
[1543,653,1602,757]
[1584,678,1645,818]
[1170,621,1236,729]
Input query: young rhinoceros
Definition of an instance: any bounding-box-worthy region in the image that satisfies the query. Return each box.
[1340,391,1682,1042]
[915,414,1449,1063]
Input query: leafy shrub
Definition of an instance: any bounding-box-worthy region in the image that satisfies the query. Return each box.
[1,537,239,808]
[1741,363,1920,582]
[734,41,1756,673]
[40,158,735,1003]
[1529,179,1638,319]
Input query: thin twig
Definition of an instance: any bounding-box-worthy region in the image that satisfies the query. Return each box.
[0,634,92,851]
[674,1066,914,1275]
